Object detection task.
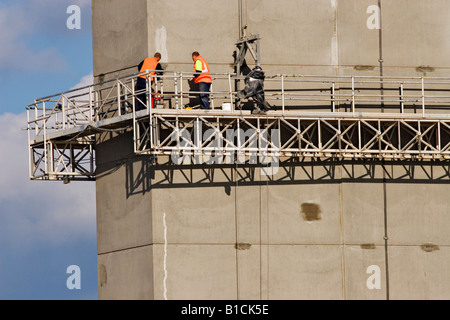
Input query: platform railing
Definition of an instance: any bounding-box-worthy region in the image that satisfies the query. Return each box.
[26,71,450,142]
[26,71,450,180]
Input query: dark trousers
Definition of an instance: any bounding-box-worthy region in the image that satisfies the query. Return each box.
[135,78,157,110]
[135,77,148,111]
[198,82,211,110]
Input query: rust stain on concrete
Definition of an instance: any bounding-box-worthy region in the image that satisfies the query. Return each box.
[235,243,252,250]
[354,65,375,71]
[99,264,107,287]
[416,65,435,74]
[421,243,440,253]
[301,203,322,221]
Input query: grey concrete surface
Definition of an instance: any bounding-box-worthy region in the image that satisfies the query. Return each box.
[98,245,154,300]
[93,0,450,300]
[92,0,148,81]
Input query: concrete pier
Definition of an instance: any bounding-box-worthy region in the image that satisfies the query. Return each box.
[93,0,450,299]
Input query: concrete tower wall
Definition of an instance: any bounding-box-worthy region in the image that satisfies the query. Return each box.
[93,0,450,299]
[94,0,450,78]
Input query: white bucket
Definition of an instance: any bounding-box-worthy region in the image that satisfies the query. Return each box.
[222,102,232,111]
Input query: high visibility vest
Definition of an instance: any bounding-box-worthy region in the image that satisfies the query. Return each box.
[193,55,212,84]
[139,57,159,81]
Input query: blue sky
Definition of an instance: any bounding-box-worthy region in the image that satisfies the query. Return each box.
[0,0,97,299]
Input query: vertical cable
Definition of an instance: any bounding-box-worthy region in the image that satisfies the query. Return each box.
[382,160,390,300]
[265,118,270,300]
[238,0,248,39]
[259,176,263,299]
[339,166,346,299]
[238,0,242,38]
[266,172,269,300]
[244,0,248,30]
[378,0,390,300]
[378,0,385,113]
[234,161,239,299]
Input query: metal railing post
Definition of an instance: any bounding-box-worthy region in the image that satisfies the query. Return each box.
[90,144,94,175]
[174,72,179,110]
[34,101,38,137]
[352,76,355,115]
[149,87,153,151]
[94,90,99,122]
[132,77,137,153]
[89,86,93,121]
[43,101,48,174]
[281,74,285,114]
[180,73,184,109]
[332,82,336,112]
[421,77,425,117]
[27,107,32,179]
[228,73,234,111]
[400,83,404,114]
[117,81,122,116]
[62,97,66,130]
[146,73,150,114]
[210,81,215,110]
[159,74,164,108]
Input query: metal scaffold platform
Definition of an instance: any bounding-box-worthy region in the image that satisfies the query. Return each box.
[26,70,450,181]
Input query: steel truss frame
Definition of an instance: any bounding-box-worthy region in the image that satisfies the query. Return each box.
[29,138,95,181]
[135,112,450,161]
[26,71,450,181]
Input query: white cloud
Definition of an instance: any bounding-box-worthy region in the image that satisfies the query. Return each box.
[70,72,94,90]
[0,111,96,248]
[69,72,94,104]
[0,40,66,72]
[0,2,64,72]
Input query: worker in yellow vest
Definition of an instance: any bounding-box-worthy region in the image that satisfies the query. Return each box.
[135,52,163,110]
[190,51,212,109]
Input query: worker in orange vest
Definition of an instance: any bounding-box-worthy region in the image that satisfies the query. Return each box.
[135,52,163,110]
[190,51,212,109]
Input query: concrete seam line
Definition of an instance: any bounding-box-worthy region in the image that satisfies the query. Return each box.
[163,212,168,300]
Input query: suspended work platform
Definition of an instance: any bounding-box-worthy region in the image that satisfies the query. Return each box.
[26,70,450,181]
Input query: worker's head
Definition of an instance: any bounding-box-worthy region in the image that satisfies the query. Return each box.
[154,52,161,61]
[192,51,200,61]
